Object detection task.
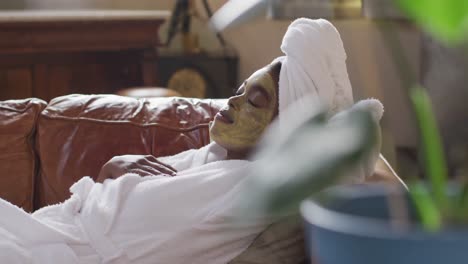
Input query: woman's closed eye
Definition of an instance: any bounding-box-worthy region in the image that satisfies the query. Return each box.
[248,90,269,108]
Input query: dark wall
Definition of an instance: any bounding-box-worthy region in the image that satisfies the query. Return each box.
[421,35,468,174]
[0,0,26,9]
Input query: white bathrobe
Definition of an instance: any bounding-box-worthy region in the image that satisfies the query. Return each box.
[0,143,270,264]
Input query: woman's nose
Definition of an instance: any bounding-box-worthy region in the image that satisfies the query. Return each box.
[228,95,242,110]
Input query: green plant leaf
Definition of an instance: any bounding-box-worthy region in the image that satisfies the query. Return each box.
[456,182,468,221]
[395,0,468,45]
[410,87,449,210]
[409,182,442,231]
[242,109,377,216]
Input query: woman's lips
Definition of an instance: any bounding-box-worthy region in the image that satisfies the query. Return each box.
[215,110,234,124]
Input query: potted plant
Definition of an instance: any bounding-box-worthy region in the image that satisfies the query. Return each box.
[239,1,468,263]
[299,87,468,264]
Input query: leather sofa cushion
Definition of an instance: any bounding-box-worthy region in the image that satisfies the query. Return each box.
[35,94,224,209]
[229,215,306,264]
[0,98,47,212]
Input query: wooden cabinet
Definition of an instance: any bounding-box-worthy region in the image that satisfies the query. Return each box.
[0,66,33,99]
[0,10,169,102]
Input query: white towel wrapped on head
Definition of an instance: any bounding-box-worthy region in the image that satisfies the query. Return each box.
[275,18,354,126]
[269,18,383,180]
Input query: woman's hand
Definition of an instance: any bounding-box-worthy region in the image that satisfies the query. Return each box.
[97,155,177,182]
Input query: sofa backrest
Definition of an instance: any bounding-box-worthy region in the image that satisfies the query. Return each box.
[33,94,224,209]
[0,98,47,212]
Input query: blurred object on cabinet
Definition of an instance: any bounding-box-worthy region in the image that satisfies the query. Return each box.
[166,0,201,54]
[159,1,237,99]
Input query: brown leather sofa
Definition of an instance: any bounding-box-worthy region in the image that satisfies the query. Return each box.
[0,94,224,212]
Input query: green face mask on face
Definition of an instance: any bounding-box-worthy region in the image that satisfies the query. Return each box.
[209,64,279,158]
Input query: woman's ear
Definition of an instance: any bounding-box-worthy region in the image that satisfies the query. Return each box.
[269,61,282,85]
[268,61,282,119]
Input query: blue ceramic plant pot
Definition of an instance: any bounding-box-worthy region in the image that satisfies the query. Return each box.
[301,184,468,264]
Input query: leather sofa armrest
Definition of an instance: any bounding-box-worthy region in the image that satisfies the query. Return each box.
[0,98,47,212]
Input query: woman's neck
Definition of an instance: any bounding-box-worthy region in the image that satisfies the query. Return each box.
[226,149,250,160]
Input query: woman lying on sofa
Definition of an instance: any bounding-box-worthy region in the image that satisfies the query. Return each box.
[0,18,402,264]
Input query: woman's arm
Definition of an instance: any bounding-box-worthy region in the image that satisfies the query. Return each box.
[96,155,177,183]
